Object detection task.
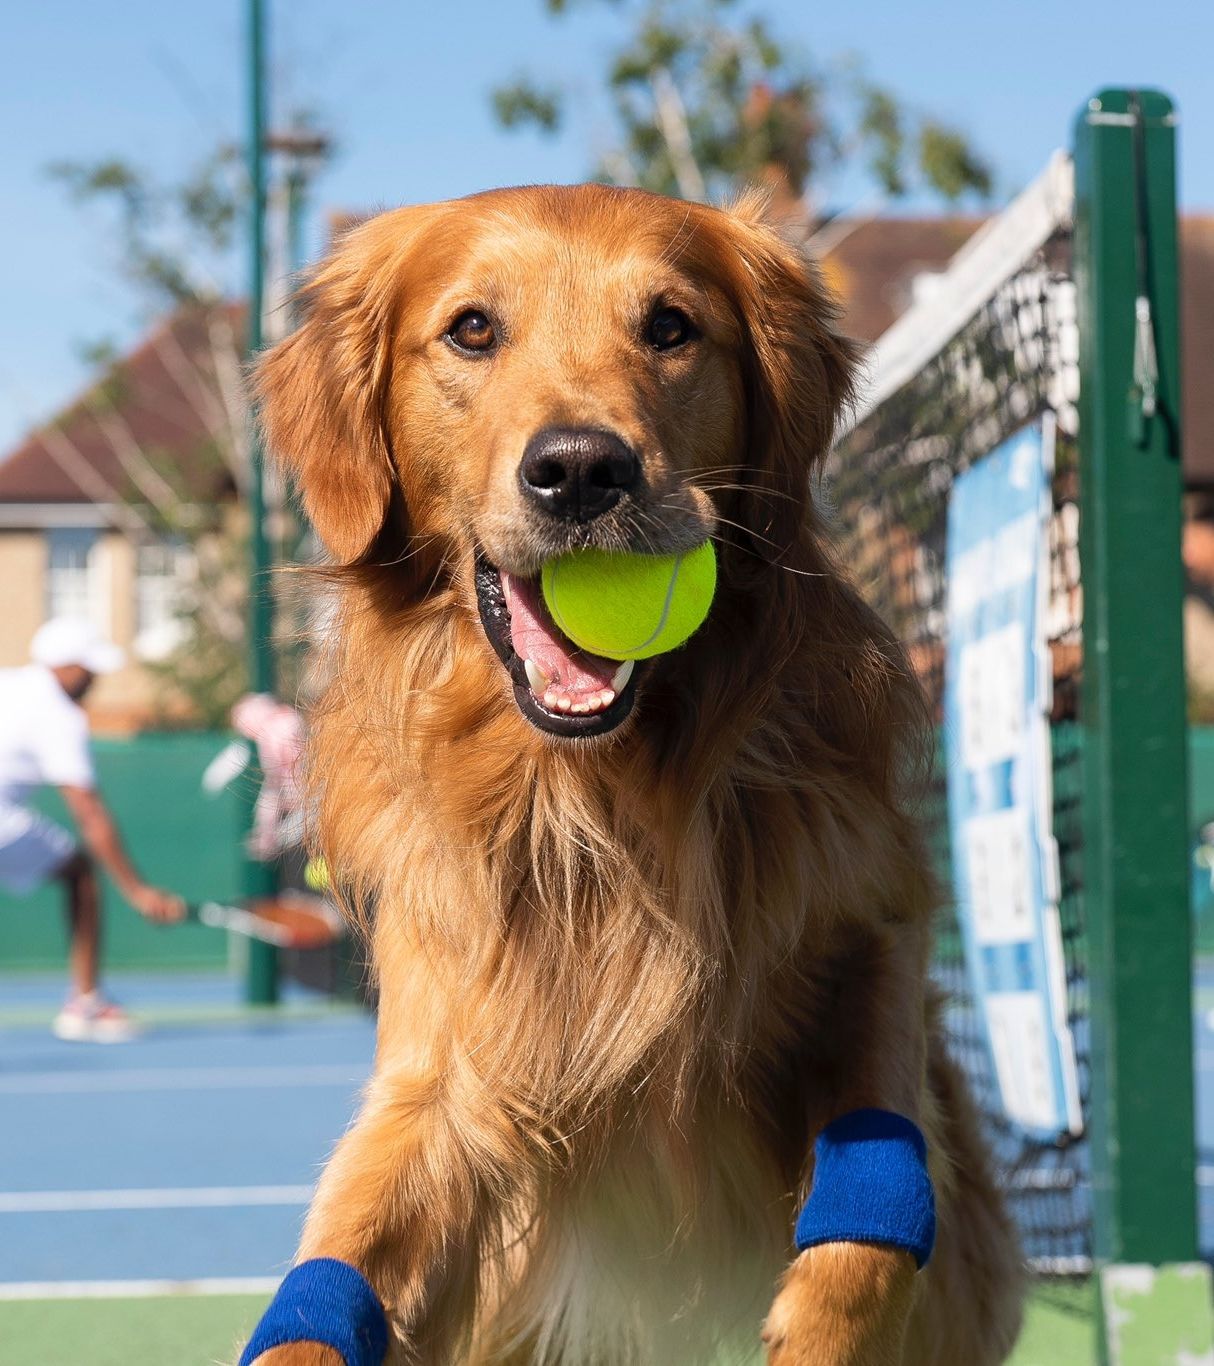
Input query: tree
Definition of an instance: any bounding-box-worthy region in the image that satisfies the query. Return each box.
[493,0,993,216]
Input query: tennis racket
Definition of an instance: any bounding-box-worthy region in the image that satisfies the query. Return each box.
[187,892,342,950]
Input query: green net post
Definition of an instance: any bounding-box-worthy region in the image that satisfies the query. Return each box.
[1074,88,1213,1361]
[241,0,278,1006]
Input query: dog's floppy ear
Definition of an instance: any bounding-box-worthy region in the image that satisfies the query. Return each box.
[717,193,859,510]
[254,215,413,564]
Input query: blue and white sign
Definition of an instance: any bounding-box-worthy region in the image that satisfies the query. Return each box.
[944,418,1082,1137]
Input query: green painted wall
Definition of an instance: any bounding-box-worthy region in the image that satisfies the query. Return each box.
[0,733,243,970]
[1190,728,1214,826]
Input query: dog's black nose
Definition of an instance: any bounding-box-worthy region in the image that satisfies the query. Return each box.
[518,428,640,522]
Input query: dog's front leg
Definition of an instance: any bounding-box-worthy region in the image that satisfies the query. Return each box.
[764,1242,918,1366]
[763,926,934,1366]
[251,1347,342,1366]
[241,1068,522,1366]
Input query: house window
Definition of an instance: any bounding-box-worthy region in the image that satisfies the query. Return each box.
[135,539,192,661]
[46,528,107,628]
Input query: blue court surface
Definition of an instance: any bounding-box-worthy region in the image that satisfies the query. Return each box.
[0,971,374,1293]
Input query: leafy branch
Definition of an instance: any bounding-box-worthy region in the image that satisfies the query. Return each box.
[493,0,993,211]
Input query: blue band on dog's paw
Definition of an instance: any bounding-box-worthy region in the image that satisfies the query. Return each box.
[794,1108,936,1269]
[239,1257,389,1365]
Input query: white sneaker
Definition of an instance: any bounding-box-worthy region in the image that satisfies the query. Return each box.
[52,992,140,1043]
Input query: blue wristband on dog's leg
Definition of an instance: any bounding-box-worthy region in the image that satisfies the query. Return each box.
[239,1257,389,1366]
[794,1109,936,1269]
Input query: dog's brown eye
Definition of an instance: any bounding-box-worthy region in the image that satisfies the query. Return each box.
[448,310,496,353]
[648,307,694,351]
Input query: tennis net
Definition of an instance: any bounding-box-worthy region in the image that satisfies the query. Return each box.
[825,152,1091,1273]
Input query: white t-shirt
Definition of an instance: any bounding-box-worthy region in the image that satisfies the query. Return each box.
[0,665,95,847]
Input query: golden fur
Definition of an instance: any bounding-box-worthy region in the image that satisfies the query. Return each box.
[249,184,1023,1365]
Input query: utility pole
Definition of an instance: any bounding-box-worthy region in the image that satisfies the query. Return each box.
[243,0,278,1005]
[265,125,332,287]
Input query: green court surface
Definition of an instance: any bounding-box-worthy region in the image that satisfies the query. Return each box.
[0,1294,264,1366]
[1012,1283,1095,1364]
[0,1283,1094,1366]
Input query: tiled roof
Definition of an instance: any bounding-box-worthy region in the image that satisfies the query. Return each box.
[0,304,245,507]
[1180,216,1214,485]
[820,215,986,343]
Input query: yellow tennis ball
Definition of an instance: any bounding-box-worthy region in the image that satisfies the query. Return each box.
[304,857,330,892]
[541,542,717,662]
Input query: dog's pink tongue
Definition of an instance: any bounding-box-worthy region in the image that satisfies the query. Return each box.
[500,571,618,704]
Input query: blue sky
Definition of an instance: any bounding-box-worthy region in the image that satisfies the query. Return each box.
[3,0,1211,454]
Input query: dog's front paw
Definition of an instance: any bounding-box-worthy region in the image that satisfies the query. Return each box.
[242,1346,345,1365]
[762,1243,917,1366]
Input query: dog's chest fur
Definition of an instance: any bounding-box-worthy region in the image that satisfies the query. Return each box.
[478,1112,789,1366]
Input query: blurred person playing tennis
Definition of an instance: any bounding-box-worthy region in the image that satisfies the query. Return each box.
[0,618,184,1042]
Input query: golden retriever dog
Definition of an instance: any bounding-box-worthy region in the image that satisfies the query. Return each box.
[248,184,1023,1366]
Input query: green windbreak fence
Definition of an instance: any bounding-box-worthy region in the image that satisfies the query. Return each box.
[0,732,243,970]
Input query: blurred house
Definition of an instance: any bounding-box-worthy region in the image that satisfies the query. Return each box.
[0,305,243,731]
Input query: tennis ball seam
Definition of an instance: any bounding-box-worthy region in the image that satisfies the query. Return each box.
[547,552,684,657]
[630,551,683,653]
[546,576,575,646]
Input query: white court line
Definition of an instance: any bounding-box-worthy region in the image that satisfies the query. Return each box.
[0,1277,281,1300]
[0,1064,365,1095]
[0,1185,313,1213]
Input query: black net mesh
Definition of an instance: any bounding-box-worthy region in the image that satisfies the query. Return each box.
[825,232,1091,1272]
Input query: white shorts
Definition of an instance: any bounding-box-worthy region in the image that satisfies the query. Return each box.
[0,812,77,895]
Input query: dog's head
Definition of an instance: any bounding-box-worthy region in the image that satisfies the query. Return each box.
[257,185,855,740]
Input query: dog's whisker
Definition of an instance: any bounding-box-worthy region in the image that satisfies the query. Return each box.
[685,481,801,505]
[366,531,446,571]
[698,525,828,579]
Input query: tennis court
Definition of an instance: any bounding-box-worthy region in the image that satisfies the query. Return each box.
[2,963,1212,1365]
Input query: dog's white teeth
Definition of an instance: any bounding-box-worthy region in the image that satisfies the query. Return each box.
[597,689,616,710]
[524,659,548,693]
[611,660,635,692]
